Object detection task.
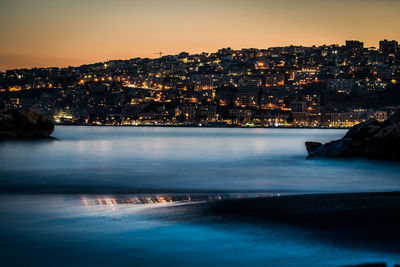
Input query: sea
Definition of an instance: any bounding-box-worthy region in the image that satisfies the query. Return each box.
[0,126,399,266]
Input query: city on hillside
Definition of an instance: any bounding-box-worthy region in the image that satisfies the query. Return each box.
[1,39,400,128]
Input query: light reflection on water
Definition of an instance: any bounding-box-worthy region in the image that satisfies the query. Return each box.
[0,126,400,194]
[1,127,400,266]
[0,194,399,267]
[80,193,281,206]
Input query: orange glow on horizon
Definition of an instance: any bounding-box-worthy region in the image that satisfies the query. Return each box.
[1,0,400,71]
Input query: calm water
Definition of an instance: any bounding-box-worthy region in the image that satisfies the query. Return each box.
[0,126,400,266]
[1,126,400,194]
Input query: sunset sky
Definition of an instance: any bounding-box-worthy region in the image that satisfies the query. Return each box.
[1,0,399,71]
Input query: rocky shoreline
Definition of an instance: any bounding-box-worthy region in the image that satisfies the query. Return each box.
[306,111,400,161]
[0,107,55,140]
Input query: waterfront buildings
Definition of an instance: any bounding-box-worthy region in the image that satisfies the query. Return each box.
[1,40,399,127]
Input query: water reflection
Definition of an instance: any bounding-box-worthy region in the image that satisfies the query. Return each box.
[1,126,400,194]
[81,193,281,207]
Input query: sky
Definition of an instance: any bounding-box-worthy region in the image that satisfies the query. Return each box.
[0,0,399,71]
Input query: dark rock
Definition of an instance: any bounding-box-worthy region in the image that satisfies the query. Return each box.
[0,108,55,140]
[341,264,386,267]
[307,138,364,159]
[306,111,400,161]
[344,119,382,140]
[0,98,6,110]
[363,139,400,161]
[305,141,323,154]
[373,122,400,140]
[386,110,400,125]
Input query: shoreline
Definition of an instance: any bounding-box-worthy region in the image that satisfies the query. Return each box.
[173,191,400,255]
[1,191,399,266]
[1,192,399,266]
[4,190,397,236]
[54,124,351,129]
[200,191,400,226]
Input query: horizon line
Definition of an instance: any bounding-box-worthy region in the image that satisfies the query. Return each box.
[1,39,397,72]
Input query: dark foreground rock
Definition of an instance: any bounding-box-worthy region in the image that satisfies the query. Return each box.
[0,108,55,140]
[162,192,400,266]
[306,111,400,161]
[342,263,387,267]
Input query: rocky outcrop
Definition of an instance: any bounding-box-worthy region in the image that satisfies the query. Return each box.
[342,263,387,267]
[306,111,400,161]
[0,108,55,140]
